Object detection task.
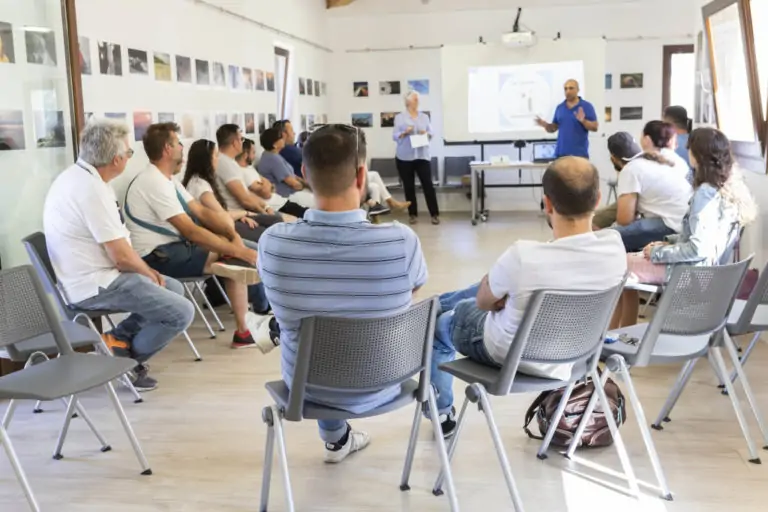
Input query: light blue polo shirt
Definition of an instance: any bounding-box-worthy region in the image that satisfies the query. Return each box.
[257,209,428,414]
[552,97,596,158]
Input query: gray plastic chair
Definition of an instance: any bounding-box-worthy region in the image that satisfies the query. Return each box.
[596,259,767,488]
[259,298,459,512]
[177,276,226,342]
[23,232,202,364]
[432,281,630,511]
[0,266,152,512]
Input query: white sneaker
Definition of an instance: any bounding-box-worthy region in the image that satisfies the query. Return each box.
[324,428,371,464]
[254,315,279,354]
[245,311,270,333]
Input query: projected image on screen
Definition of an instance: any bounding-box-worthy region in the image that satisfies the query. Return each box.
[468,61,585,134]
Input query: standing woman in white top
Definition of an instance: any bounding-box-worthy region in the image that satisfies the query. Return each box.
[610,120,693,251]
[393,91,440,225]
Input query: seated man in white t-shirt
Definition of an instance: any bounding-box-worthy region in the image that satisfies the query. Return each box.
[44,119,195,391]
[430,157,627,438]
[124,122,269,350]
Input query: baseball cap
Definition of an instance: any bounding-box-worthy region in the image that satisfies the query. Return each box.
[607,132,642,161]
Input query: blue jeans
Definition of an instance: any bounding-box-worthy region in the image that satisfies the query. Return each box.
[611,217,675,252]
[317,420,348,444]
[432,284,498,414]
[74,273,195,363]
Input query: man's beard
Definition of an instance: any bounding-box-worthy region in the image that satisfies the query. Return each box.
[612,161,623,172]
[246,157,254,166]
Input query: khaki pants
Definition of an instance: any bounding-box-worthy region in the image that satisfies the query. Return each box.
[593,202,618,229]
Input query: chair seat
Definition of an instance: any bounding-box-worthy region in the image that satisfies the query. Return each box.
[439,358,588,396]
[0,352,136,401]
[605,323,710,365]
[265,380,419,421]
[68,306,126,318]
[0,321,102,362]
[177,276,209,283]
[727,299,768,334]
[625,281,661,294]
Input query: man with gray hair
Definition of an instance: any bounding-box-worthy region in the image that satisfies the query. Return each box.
[43,118,194,391]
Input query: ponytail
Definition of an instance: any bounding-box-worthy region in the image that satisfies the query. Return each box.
[686,118,693,133]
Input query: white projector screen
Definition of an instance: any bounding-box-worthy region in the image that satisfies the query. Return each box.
[441,40,606,142]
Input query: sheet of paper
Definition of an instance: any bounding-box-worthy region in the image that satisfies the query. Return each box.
[409,134,429,148]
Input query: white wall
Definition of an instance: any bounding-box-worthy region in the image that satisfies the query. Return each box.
[328,1,695,212]
[75,0,331,200]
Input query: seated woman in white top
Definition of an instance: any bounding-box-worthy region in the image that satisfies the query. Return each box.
[610,121,693,252]
[181,139,282,246]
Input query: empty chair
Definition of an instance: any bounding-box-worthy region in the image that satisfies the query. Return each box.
[0,266,152,512]
[369,157,400,186]
[259,298,459,512]
[432,282,630,511]
[443,156,474,186]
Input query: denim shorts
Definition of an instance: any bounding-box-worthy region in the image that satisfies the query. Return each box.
[143,241,208,279]
[611,217,675,252]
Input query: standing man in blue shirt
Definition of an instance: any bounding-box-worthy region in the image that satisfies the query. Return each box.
[536,79,598,158]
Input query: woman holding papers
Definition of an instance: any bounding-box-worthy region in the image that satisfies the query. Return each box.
[393,91,440,225]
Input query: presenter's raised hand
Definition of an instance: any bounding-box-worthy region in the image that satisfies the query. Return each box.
[534,116,548,128]
[575,107,586,122]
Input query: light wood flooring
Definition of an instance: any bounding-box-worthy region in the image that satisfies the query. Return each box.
[1,212,767,511]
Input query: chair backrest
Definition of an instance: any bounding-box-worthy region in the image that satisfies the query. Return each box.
[728,258,768,332]
[491,279,626,396]
[634,258,752,366]
[22,232,73,319]
[285,297,439,421]
[0,265,74,359]
[369,158,400,185]
[444,156,474,185]
[717,223,744,266]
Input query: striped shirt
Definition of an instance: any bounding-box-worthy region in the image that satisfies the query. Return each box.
[257,208,428,414]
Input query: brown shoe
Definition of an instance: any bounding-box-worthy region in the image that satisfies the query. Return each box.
[409,215,418,225]
[387,198,411,212]
[431,216,441,225]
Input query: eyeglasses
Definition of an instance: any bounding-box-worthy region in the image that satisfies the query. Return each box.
[124,148,135,159]
[310,123,361,170]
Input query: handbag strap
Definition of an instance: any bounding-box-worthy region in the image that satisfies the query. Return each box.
[123,174,198,240]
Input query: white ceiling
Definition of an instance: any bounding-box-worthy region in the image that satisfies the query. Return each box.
[329,0,643,16]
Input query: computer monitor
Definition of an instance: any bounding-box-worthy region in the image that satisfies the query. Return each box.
[532,141,557,163]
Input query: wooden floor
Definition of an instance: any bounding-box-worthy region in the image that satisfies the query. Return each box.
[1,213,768,511]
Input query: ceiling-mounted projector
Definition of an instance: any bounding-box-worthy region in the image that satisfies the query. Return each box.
[502,7,536,47]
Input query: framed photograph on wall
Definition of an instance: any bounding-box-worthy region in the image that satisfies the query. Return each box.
[307,79,314,96]
[379,81,401,95]
[258,113,266,133]
[154,52,171,81]
[605,106,612,122]
[314,80,320,97]
[212,62,226,87]
[380,112,397,127]
[25,27,57,66]
[79,36,91,74]
[299,78,306,95]
[176,56,192,83]
[244,113,255,134]
[228,65,241,90]
[351,113,373,128]
[619,106,643,120]
[158,112,175,123]
[0,110,25,150]
[0,22,15,64]
[98,41,122,76]
[353,82,369,97]
[605,73,612,89]
[243,67,253,90]
[195,59,210,85]
[133,111,152,141]
[266,72,275,92]
[267,113,276,127]
[128,48,149,75]
[620,73,643,89]
[407,79,429,95]
[255,70,265,91]
[33,111,65,148]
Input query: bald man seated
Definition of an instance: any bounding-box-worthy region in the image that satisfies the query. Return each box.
[429,157,627,438]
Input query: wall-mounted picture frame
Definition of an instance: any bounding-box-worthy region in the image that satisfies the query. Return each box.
[128,48,148,75]
[620,73,643,89]
[351,113,373,128]
[605,73,612,90]
[212,62,226,87]
[353,82,369,97]
[380,112,397,127]
[195,59,209,85]
[299,78,306,95]
[78,36,91,74]
[244,113,255,134]
[380,81,401,95]
[25,27,57,66]
[307,79,314,96]
[0,110,25,150]
[98,41,122,76]
[605,106,612,122]
[176,56,192,83]
[154,52,171,81]
[619,106,643,120]
[33,110,65,148]
[133,111,152,140]
[407,79,429,95]
[255,70,265,91]
[0,22,16,64]
[266,72,275,92]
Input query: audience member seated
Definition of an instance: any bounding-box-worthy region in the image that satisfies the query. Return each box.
[611,127,757,328]
[182,139,281,246]
[610,120,692,252]
[43,119,194,390]
[123,122,271,351]
[593,132,643,230]
[365,170,410,216]
[236,137,308,219]
[257,125,427,462]
[430,157,627,437]
[272,119,303,177]
[663,105,693,169]
[258,128,315,209]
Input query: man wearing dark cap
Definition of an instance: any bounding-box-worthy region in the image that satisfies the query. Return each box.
[593,132,643,229]
[430,156,626,438]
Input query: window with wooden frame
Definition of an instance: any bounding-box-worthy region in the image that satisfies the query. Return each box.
[703,0,768,173]
[662,44,695,115]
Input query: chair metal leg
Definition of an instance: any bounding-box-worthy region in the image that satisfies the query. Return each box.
[211,276,233,311]
[2,399,19,430]
[613,356,672,500]
[432,395,470,495]
[565,370,609,460]
[71,400,112,452]
[196,281,225,332]
[726,332,761,385]
[722,333,768,449]
[427,386,460,512]
[32,401,43,414]
[270,406,295,512]
[52,396,78,460]
[104,381,152,474]
[537,381,576,460]
[652,359,698,428]
[639,291,659,319]
[709,346,761,463]
[184,283,216,339]
[182,330,202,362]
[399,402,423,491]
[260,407,276,512]
[104,314,117,330]
[588,368,641,498]
[0,424,40,512]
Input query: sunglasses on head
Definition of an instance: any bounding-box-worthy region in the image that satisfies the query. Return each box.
[309,123,361,169]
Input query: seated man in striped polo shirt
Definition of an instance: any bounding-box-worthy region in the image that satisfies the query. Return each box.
[257,125,428,463]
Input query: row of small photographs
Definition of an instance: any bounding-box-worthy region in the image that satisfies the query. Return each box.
[604,106,643,122]
[299,114,329,132]
[351,111,431,129]
[605,73,644,90]
[353,80,430,98]
[0,22,58,66]
[77,36,278,91]
[0,109,65,150]
[298,78,327,97]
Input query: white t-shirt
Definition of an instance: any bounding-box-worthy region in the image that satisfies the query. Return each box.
[617,148,693,232]
[242,164,289,209]
[185,176,214,202]
[484,229,627,380]
[123,165,195,257]
[215,153,249,211]
[43,161,130,304]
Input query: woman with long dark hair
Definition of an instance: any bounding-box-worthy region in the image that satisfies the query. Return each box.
[610,120,692,251]
[182,139,282,245]
[612,127,757,327]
